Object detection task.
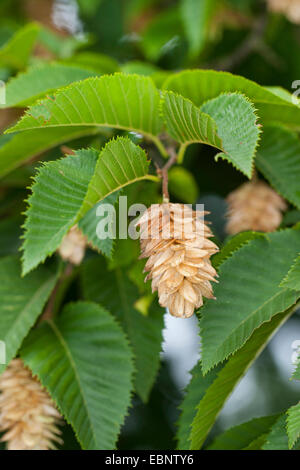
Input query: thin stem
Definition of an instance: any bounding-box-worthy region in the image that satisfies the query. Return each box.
[156,146,178,202]
[39,263,74,323]
[152,136,169,159]
[177,143,188,164]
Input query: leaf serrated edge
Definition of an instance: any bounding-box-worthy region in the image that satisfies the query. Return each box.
[21,300,135,450]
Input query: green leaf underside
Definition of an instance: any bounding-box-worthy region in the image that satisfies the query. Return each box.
[162,91,221,148]
[81,256,164,402]
[0,127,100,179]
[22,137,150,275]
[21,301,134,450]
[78,191,120,258]
[162,91,259,177]
[201,93,260,177]
[256,125,300,210]
[0,23,39,70]
[262,415,289,450]
[0,255,57,375]
[6,74,163,140]
[287,402,300,448]
[201,229,300,374]
[164,70,300,128]
[207,415,279,450]
[1,63,99,108]
[189,309,294,450]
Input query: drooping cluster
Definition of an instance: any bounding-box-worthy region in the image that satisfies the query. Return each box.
[58,225,87,265]
[137,203,219,318]
[226,180,287,235]
[267,0,300,23]
[0,359,63,450]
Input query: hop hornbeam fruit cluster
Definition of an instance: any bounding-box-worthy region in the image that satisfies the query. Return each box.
[0,359,63,450]
[267,0,300,23]
[58,225,87,265]
[226,180,287,235]
[137,203,219,318]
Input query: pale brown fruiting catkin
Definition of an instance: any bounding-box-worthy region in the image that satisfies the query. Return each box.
[267,0,300,23]
[226,180,287,235]
[0,359,63,450]
[58,225,87,265]
[137,203,219,318]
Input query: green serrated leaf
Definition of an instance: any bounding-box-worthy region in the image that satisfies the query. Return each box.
[262,415,289,450]
[78,191,120,258]
[190,308,294,449]
[81,256,164,402]
[256,125,300,209]
[22,148,98,275]
[0,255,57,375]
[21,301,134,450]
[212,231,264,269]
[79,136,151,217]
[1,63,98,108]
[22,137,152,275]
[164,70,300,129]
[280,255,300,290]
[6,73,164,152]
[176,362,220,450]
[207,415,279,450]
[162,91,260,176]
[201,93,260,177]
[201,229,300,374]
[287,402,300,449]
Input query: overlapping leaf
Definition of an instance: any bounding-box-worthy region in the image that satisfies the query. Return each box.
[0,255,57,375]
[78,137,152,217]
[176,362,220,449]
[256,125,300,209]
[201,229,300,374]
[6,74,164,148]
[21,301,134,450]
[280,255,300,290]
[22,137,151,275]
[189,309,294,449]
[162,91,259,176]
[207,415,279,450]
[78,191,120,258]
[262,415,289,450]
[81,256,164,402]
[163,70,300,128]
[287,402,300,448]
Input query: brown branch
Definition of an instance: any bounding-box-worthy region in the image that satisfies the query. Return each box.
[156,147,178,202]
